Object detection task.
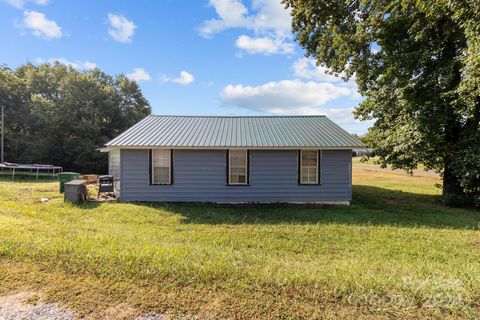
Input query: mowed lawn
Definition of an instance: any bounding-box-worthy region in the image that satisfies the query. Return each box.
[0,167,479,319]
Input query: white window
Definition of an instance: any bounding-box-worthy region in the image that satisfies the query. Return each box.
[228,150,248,185]
[300,150,319,184]
[109,150,121,193]
[151,149,172,185]
[108,150,120,180]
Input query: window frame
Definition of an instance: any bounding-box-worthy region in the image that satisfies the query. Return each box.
[149,149,173,185]
[227,149,249,186]
[298,150,321,185]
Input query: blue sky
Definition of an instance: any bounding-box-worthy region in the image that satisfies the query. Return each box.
[0,0,372,134]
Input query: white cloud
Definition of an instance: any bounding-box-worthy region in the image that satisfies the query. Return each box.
[107,13,136,43]
[249,0,291,34]
[220,78,364,125]
[3,0,48,9]
[200,0,291,37]
[36,57,97,70]
[199,0,293,55]
[220,79,352,112]
[173,71,194,85]
[82,61,97,70]
[235,35,293,55]
[22,10,62,39]
[126,68,151,82]
[161,70,195,85]
[317,107,358,125]
[199,0,249,37]
[292,57,345,82]
[292,58,363,100]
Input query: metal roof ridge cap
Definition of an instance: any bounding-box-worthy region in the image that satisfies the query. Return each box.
[148,114,327,118]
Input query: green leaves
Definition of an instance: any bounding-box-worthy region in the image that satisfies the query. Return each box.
[285,0,480,198]
[0,63,151,173]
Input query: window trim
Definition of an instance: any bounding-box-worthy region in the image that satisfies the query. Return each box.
[298,149,321,185]
[149,149,173,185]
[226,149,249,186]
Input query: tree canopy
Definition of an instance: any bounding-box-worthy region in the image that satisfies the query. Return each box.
[284,0,480,200]
[0,63,151,173]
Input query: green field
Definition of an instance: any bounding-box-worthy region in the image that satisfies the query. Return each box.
[352,156,429,172]
[0,166,479,319]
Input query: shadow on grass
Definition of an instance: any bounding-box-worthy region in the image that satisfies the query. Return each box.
[6,176,476,230]
[132,185,480,230]
[70,201,102,209]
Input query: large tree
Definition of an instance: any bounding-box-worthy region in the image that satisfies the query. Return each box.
[0,63,151,173]
[283,0,480,199]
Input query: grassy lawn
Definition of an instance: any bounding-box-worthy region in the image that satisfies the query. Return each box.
[352,156,429,171]
[0,168,479,319]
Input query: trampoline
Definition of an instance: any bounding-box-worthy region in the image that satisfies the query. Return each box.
[0,162,63,180]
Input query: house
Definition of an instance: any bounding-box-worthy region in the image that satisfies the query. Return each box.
[353,147,373,157]
[103,115,363,204]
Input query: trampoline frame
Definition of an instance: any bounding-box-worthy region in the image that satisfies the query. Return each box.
[0,163,63,180]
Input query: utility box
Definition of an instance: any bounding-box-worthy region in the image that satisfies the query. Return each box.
[64,179,88,203]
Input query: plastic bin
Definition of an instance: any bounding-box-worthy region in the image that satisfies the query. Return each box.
[58,172,80,193]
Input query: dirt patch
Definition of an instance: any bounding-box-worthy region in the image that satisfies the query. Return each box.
[133,314,165,320]
[385,198,401,205]
[102,302,137,319]
[472,237,480,248]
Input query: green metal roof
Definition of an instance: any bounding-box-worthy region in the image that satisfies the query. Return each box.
[105,115,364,149]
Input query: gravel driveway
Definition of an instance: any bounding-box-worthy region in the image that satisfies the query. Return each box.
[0,292,166,320]
[0,292,75,320]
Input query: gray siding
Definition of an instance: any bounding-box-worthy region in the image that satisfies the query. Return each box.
[119,149,352,203]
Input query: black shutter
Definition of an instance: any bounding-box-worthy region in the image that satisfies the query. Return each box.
[148,149,153,185]
[226,150,230,185]
[318,150,321,185]
[297,150,301,184]
[170,150,174,185]
[246,150,250,185]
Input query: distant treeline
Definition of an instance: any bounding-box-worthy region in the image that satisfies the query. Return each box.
[0,63,151,173]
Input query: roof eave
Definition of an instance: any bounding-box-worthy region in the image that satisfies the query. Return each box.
[103,145,362,150]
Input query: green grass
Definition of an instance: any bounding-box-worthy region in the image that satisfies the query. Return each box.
[353,156,429,171]
[0,168,479,319]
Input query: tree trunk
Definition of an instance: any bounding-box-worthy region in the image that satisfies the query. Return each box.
[439,21,464,197]
[443,162,462,196]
